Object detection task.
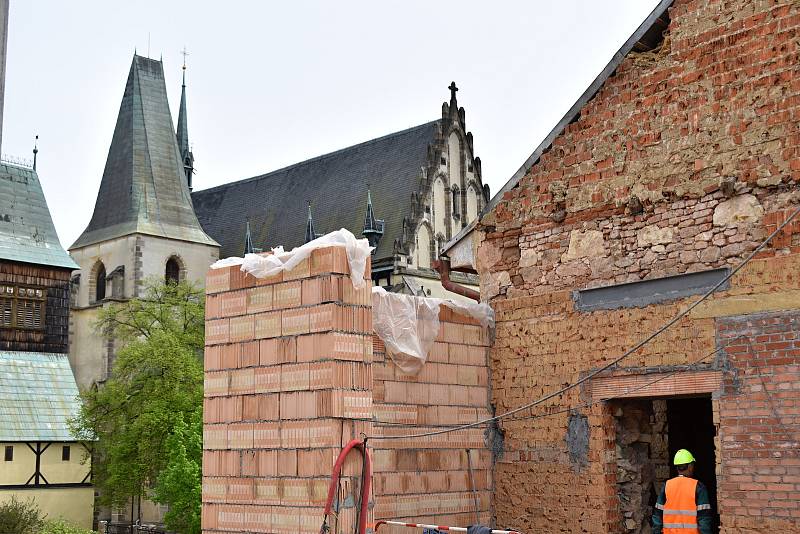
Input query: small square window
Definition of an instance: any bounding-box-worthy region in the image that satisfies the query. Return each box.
[62,445,71,461]
[440,157,446,165]
[4,445,12,461]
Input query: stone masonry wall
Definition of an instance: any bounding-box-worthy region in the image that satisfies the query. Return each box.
[478,1,800,532]
[201,247,494,533]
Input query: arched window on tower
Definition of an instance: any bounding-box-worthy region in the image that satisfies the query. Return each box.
[165,257,181,284]
[452,186,460,219]
[95,264,106,302]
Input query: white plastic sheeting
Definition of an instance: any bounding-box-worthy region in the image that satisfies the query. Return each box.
[210,229,373,289]
[371,286,494,374]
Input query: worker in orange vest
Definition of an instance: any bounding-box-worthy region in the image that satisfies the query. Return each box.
[652,449,712,534]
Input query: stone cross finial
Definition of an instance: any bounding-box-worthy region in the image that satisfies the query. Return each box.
[449,81,458,101]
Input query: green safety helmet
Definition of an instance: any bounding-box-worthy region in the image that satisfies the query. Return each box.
[674,449,696,466]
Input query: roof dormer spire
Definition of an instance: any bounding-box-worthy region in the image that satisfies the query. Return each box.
[32,135,38,171]
[305,202,317,244]
[244,219,254,255]
[362,189,384,253]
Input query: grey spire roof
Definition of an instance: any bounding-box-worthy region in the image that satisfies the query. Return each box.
[71,55,216,250]
[176,66,193,189]
[177,69,189,157]
[192,120,439,260]
[0,162,77,269]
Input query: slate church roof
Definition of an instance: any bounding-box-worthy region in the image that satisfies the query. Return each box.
[71,55,216,250]
[0,162,77,269]
[192,120,440,260]
[0,351,81,441]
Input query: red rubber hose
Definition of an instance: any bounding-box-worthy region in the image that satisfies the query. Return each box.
[320,439,372,534]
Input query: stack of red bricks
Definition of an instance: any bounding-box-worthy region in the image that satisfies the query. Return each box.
[371,306,493,529]
[202,247,374,534]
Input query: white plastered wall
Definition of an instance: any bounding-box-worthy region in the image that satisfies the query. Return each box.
[69,233,219,388]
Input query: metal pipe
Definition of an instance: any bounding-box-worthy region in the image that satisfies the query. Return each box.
[433,257,480,302]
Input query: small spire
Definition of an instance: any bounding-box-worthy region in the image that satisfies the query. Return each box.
[305,202,317,244]
[362,188,384,253]
[176,46,193,190]
[181,46,188,86]
[32,135,38,171]
[243,220,254,255]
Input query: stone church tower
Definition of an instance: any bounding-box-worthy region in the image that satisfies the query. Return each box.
[68,55,218,389]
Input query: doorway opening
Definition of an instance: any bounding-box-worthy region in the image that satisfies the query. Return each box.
[666,397,719,533]
[611,395,718,534]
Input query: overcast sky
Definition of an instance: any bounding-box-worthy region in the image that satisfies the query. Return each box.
[4,0,660,248]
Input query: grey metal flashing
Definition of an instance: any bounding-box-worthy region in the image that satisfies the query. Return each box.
[573,268,730,312]
[482,0,674,217]
[442,217,476,255]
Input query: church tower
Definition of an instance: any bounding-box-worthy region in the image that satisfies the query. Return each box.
[69,54,218,389]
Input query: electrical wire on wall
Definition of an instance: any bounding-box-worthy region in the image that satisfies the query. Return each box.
[365,201,800,442]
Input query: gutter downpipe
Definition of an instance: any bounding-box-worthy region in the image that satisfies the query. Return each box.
[433,256,480,302]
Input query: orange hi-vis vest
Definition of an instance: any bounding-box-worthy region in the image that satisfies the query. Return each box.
[661,476,699,534]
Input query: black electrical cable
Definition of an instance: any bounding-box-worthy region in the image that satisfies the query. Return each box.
[366,201,800,441]
[372,335,741,428]
[506,335,745,423]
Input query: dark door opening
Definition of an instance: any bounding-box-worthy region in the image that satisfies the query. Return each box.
[666,396,719,533]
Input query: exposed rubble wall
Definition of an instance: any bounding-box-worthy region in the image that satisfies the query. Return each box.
[611,400,669,534]
[479,0,800,532]
[201,247,494,533]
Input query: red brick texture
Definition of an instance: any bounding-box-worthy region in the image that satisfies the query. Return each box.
[370,305,493,529]
[477,0,800,532]
[202,248,494,533]
[202,248,373,534]
[716,311,800,533]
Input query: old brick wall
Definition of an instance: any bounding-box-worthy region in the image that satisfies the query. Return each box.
[478,0,800,532]
[716,310,800,533]
[201,247,494,533]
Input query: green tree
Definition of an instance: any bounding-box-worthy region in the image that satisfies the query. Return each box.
[153,409,202,534]
[70,279,204,531]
